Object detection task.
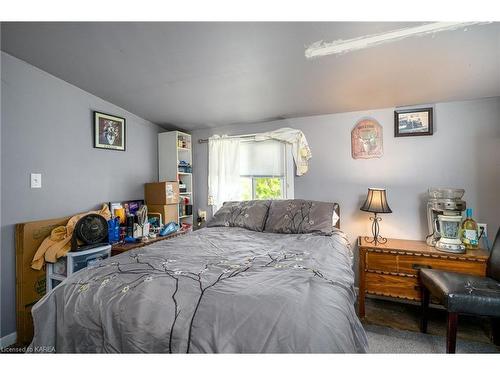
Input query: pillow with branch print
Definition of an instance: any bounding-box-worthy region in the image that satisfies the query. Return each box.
[264,199,334,235]
[207,200,271,232]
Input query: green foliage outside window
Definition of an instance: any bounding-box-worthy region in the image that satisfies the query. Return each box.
[255,177,282,199]
[240,177,282,200]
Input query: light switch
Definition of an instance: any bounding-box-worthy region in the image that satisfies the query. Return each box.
[31,173,42,188]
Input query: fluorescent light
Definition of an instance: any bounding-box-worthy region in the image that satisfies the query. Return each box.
[305,22,490,59]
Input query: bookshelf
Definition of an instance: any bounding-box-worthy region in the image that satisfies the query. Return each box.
[158,131,193,228]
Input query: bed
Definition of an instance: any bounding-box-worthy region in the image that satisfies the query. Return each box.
[29,200,367,353]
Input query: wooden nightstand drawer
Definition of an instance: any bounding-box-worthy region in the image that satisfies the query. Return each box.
[365,251,487,276]
[365,272,420,301]
[357,237,489,318]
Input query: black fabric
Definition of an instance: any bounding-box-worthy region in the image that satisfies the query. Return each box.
[420,269,500,316]
[487,228,500,281]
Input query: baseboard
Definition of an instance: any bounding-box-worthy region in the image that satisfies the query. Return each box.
[0,331,17,349]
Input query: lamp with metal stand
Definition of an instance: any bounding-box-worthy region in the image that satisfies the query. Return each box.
[360,188,392,245]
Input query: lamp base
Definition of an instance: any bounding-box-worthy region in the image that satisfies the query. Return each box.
[364,235,388,245]
[365,213,387,245]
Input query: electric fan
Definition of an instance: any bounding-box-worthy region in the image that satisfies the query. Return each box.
[71,214,109,252]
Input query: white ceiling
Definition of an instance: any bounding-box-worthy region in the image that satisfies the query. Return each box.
[1,22,499,130]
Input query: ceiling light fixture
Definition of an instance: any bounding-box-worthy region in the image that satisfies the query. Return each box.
[305,22,490,59]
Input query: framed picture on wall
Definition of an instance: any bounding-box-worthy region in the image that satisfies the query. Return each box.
[394,107,433,137]
[94,111,126,151]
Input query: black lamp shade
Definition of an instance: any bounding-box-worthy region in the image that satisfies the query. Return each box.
[360,188,392,214]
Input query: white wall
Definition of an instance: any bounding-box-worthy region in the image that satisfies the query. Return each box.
[192,97,500,247]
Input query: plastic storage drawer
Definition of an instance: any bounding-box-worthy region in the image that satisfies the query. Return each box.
[46,244,111,292]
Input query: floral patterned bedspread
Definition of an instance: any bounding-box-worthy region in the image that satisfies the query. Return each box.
[30,227,367,353]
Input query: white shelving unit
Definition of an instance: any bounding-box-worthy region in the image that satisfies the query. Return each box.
[158,131,193,228]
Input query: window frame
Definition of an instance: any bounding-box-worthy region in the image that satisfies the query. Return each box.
[239,141,294,200]
[284,143,294,199]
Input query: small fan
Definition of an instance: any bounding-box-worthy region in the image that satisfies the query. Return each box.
[71,214,109,252]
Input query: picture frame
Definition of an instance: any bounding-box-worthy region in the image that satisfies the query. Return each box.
[394,107,433,137]
[93,111,126,151]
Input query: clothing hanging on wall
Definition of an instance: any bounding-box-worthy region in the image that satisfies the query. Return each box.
[254,128,312,176]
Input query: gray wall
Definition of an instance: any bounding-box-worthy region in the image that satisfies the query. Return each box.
[2,48,499,339]
[0,52,162,336]
[192,96,500,247]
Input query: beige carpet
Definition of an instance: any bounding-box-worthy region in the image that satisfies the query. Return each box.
[364,324,499,353]
[361,297,499,352]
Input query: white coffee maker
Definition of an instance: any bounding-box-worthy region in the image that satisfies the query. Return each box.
[426,188,466,253]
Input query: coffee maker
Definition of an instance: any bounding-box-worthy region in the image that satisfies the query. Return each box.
[426,188,466,253]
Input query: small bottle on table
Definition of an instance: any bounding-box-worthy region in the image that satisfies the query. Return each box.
[461,208,479,249]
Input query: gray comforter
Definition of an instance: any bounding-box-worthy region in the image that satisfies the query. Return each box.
[30,227,368,353]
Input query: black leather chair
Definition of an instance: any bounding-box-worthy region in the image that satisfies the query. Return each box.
[419,228,500,353]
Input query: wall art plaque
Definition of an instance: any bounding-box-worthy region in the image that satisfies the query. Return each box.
[351,118,383,159]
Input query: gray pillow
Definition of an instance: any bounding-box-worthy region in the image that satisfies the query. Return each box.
[264,199,335,235]
[207,200,271,232]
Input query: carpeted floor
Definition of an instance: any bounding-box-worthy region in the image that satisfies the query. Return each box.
[362,298,500,353]
[364,324,499,353]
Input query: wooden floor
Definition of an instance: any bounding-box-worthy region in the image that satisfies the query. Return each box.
[361,297,493,344]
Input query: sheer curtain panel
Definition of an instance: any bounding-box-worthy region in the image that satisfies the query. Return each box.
[208,135,241,211]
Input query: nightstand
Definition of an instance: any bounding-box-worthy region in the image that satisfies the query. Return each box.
[357,237,489,318]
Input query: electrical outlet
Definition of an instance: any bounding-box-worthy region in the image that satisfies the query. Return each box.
[198,210,207,221]
[478,223,487,238]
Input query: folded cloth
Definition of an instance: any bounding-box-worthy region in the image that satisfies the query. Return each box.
[31,204,111,270]
[254,127,312,176]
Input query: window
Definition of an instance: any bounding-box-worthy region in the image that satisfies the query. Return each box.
[239,140,294,200]
[240,177,283,200]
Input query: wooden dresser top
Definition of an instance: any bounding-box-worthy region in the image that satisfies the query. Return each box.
[358,237,489,260]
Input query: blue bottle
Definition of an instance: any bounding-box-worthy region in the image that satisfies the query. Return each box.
[108,217,120,244]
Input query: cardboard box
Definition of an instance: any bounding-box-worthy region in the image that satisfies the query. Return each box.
[147,204,178,225]
[145,181,179,205]
[16,216,71,345]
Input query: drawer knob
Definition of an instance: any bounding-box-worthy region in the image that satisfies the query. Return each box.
[412,264,432,270]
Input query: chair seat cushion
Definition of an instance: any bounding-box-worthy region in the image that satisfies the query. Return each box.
[420,269,500,316]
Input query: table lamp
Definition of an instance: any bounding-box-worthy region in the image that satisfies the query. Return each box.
[360,188,392,245]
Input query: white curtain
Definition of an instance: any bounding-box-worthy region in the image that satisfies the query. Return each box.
[208,135,241,211]
[254,127,312,176]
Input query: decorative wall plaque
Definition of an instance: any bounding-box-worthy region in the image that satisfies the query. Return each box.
[351,118,383,159]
